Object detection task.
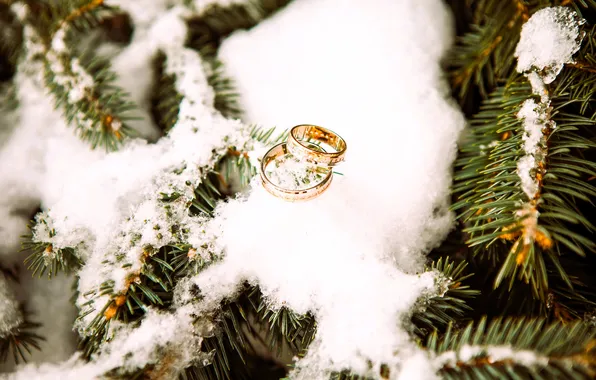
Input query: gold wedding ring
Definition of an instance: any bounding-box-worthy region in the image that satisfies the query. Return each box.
[286,124,347,166]
[260,142,333,202]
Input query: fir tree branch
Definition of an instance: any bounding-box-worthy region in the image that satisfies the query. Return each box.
[429,317,596,379]
[0,276,44,365]
[447,0,596,104]
[446,0,529,101]
[0,317,44,364]
[19,214,81,278]
[13,1,139,150]
[186,0,293,56]
[70,42,260,368]
[452,17,596,301]
[411,258,480,338]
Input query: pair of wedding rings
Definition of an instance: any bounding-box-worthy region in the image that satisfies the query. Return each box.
[260,124,347,201]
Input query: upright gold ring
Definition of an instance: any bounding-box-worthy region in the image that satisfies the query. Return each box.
[260,142,333,202]
[286,124,347,167]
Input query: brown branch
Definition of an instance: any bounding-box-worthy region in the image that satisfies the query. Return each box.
[568,62,596,74]
[513,0,529,22]
[57,0,104,32]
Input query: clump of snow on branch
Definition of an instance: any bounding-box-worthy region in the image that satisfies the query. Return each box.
[188,0,249,13]
[210,0,464,378]
[515,7,584,202]
[515,6,585,83]
[516,98,550,200]
[434,345,548,370]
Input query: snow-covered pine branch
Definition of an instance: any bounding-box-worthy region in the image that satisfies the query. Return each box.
[453,5,594,300]
[508,7,585,253]
[11,1,139,150]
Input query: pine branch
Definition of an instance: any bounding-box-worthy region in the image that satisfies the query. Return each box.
[14,1,139,150]
[21,216,81,278]
[186,0,293,56]
[429,317,596,379]
[0,304,44,365]
[78,244,176,359]
[446,0,529,101]
[217,125,286,192]
[411,258,480,338]
[451,18,596,302]
[447,0,596,105]
[151,52,182,134]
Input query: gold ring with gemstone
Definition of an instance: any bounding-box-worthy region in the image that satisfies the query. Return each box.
[286,124,347,167]
[260,142,333,201]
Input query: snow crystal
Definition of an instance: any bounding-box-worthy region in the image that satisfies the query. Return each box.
[515,7,585,83]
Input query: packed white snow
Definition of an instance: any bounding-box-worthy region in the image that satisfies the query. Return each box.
[515,6,585,83]
[211,0,464,377]
[1,0,466,379]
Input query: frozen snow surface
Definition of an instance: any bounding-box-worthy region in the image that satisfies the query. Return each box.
[1,0,467,379]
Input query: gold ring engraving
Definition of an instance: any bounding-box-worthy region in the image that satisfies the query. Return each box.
[260,142,333,201]
[286,124,347,167]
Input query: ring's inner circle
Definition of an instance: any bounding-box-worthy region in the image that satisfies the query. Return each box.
[294,125,346,154]
[263,142,331,191]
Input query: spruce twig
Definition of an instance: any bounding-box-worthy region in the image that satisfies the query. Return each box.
[429,317,596,379]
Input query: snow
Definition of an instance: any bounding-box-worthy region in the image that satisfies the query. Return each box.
[263,149,330,190]
[207,0,464,377]
[189,0,250,14]
[2,0,466,379]
[514,6,583,202]
[515,7,585,83]
[219,0,463,274]
[516,99,548,200]
[435,344,548,368]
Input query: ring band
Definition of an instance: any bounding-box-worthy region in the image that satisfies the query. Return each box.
[286,124,347,167]
[260,142,333,201]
